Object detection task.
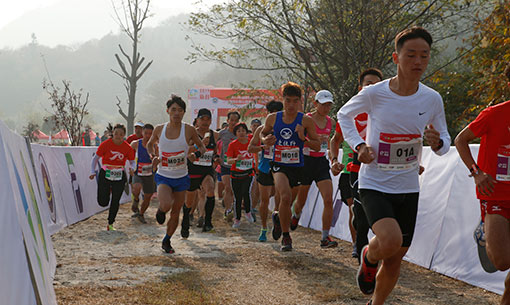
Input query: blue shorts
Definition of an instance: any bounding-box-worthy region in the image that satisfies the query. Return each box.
[220,165,231,177]
[217,172,222,182]
[155,173,190,192]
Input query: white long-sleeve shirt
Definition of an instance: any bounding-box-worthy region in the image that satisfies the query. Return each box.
[337,79,450,193]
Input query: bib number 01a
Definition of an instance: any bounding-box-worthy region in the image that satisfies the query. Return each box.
[377,133,421,171]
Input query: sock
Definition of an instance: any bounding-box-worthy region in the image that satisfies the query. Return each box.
[205,196,215,226]
[364,251,378,267]
[163,234,171,243]
[283,232,290,238]
[294,211,301,218]
[322,230,329,240]
[182,206,190,228]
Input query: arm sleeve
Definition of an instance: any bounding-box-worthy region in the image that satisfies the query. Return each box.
[429,95,451,156]
[338,88,372,152]
[128,160,136,170]
[90,154,100,175]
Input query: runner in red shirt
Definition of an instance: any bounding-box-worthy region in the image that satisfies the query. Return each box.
[89,124,135,231]
[227,123,256,228]
[126,121,144,144]
[455,68,510,304]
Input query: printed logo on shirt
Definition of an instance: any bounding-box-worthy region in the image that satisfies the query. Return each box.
[491,205,502,212]
[109,151,125,161]
[419,112,426,116]
[280,128,293,140]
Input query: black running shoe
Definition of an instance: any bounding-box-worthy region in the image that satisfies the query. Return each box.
[156,209,166,225]
[281,235,292,252]
[272,212,282,240]
[181,227,189,239]
[202,225,214,233]
[320,236,338,248]
[357,245,378,295]
[162,239,174,254]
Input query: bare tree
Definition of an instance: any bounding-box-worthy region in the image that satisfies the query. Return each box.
[23,122,40,143]
[42,79,90,146]
[111,0,153,134]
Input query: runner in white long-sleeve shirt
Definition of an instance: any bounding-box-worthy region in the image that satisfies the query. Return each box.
[337,27,450,305]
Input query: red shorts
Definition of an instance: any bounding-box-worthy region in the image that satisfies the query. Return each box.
[480,200,510,222]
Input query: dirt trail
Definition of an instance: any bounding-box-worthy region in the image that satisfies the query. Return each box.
[53,200,500,305]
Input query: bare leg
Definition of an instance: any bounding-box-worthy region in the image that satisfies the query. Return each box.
[139,192,153,215]
[222,174,233,212]
[157,184,174,213]
[166,190,186,236]
[485,214,510,305]
[316,179,333,231]
[371,247,409,305]
[259,183,272,229]
[294,184,310,216]
[273,173,292,233]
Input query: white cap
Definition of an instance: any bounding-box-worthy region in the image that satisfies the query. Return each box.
[134,121,144,128]
[315,90,334,104]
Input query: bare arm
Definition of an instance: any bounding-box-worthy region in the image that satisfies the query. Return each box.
[455,125,496,196]
[130,141,138,152]
[188,125,206,155]
[329,127,343,162]
[301,115,320,152]
[248,125,264,153]
[147,125,162,157]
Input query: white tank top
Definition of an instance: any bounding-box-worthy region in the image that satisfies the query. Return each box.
[157,122,189,179]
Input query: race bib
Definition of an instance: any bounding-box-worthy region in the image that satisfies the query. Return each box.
[496,146,510,181]
[193,149,214,166]
[236,158,253,171]
[263,145,274,159]
[137,162,153,176]
[161,151,186,171]
[274,145,300,164]
[104,165,124,181]
[303,135,328,156]
[377,133,421,171]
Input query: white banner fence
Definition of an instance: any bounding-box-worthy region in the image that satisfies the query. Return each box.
[0,118,506,304]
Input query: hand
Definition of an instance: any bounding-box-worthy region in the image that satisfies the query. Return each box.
[237,154,243,161]
[129,168,134,177]
[424,124,441,151]
[152,157,160,169]
[473,170,497,196]
[89,173,96,180]
[419,165,425,175]
[358,144,375,164]
[188,152,197,162]
[262,134,276,146]
[295,124,305,140]
[330,161,343,176]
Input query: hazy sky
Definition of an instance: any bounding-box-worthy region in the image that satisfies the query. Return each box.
[0,0,224,48]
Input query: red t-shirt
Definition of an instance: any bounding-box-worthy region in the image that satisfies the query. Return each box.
[226,139,255,175]
[468,100,510,201]
[96,139,135,167]
[126,133,142,144]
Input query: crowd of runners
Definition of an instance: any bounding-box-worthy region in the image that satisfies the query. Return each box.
[88,27,510,305]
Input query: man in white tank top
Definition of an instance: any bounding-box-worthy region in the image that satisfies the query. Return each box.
[147,95,206,254]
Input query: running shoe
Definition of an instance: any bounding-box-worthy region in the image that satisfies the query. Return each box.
[232,219,241,229]
[474,218,497,273]
[224,209,234,222]
[357,245,378,295]
[281,235,292,252]
[271,212,282,240]
[162,239,174,254]
[131,212,139,218]
[320,236,338,248]
[366,300,372,305]
[107,224,116,231]
[202,225,214,233]
[245,212,255,223]
[197,216,204,228]
[137,213,147,224]
[181,227,189,239]
[290,215,300,231]
[352,244,359,258]
[156,209,166,225]
[258,229,268,242]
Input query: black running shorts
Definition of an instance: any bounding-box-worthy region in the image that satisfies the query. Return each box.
[188,167,216,192]
[270,163,302,188]
[338,172,352,204]
[257,171,274,186]
[300,155,331,186]
[359,189,419,247]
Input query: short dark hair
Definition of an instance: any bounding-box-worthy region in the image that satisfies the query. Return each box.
[227,111,240,120]
[113,123,126,134]
[221,122,228,128]
[192,118,197,127]
[143,123,154,130]
[233,122,249,135]
[166,94,186,111]
[359,68,383,86]
[281,82,302,98]
[395,26,432,52]
[266,100,283,113]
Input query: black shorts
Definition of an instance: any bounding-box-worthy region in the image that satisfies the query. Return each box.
[270,163,302,188]
[300,156,331,186]
[257,171,274,186]
[338,172,352,204]
[132,174,156,194]
[220,165,231,177]
[188,167,216,192]
[359,189,419,247]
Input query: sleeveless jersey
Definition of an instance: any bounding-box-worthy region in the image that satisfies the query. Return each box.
[189,129,217,174]
[272,111,305,167]
[303,113,331,157]
[136,139,153,176]
[157,123,189,179]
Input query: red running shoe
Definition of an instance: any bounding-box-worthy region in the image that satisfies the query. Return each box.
[357,245,378,294]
